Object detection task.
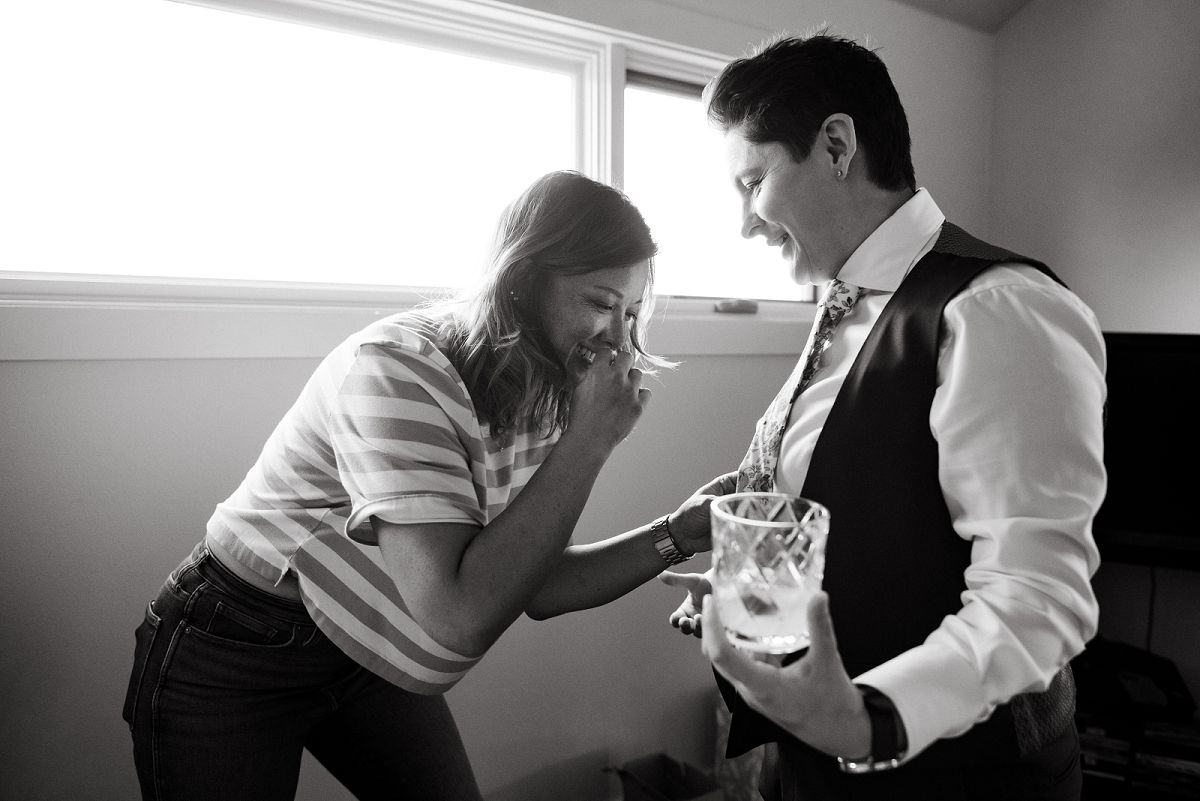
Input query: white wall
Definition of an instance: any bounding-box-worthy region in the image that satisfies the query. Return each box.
[508,0,999,235]
[3,1,1090,799]
[992,0,1200,709]
[993,0,1200,334]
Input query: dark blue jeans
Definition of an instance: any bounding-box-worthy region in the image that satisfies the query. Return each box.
[123,543,482,801]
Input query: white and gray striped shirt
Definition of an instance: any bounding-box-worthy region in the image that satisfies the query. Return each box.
[206,313,558,693]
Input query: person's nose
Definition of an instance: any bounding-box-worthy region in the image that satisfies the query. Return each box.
[601,311,629,351]
[740,197,762,240]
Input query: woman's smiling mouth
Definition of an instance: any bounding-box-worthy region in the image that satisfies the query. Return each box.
[576,344,598,365]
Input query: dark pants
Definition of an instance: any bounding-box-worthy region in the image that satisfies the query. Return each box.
[123,543,482,801]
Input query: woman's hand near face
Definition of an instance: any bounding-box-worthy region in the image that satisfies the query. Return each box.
[564,349,650,454]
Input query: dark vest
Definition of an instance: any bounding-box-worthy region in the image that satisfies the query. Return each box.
[720,223,1078,786]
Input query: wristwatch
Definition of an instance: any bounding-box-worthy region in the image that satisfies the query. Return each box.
[836,685,907,773]
[650,515,690,566]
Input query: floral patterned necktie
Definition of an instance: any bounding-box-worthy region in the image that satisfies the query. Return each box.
[736,279,867,493]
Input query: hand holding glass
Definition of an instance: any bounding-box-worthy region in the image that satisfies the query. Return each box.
[710,492,830,654]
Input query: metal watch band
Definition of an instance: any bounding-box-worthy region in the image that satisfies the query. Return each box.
[650,516,689,566]
[836,685,906,774]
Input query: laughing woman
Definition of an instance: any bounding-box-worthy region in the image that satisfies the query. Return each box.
[122,171,723,801]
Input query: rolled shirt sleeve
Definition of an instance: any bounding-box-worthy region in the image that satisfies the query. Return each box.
[330,341,488,543]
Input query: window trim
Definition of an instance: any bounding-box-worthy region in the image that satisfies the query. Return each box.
[0,273,813,360]
[626,69,704,99]
[0,0,816,361]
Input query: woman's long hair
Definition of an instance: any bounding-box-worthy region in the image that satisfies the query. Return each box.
[421,170,669,439]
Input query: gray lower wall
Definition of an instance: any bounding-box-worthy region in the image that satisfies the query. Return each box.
[0,352,788,800]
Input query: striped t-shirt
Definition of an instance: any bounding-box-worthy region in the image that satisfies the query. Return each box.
[206,312,559,693]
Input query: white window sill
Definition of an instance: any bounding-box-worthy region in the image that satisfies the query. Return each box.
[0,274,814,361]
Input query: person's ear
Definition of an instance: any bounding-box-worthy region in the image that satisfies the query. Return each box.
[821,113,857,180]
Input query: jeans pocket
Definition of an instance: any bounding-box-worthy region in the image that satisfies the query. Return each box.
[122,600,162,730]
[208,600,278,643]
[191,598,295,648]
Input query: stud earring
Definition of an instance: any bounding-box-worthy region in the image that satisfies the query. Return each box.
[835,168,844,179]
[509,290,520,303]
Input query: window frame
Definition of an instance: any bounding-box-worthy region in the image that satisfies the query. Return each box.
[0,0,814,361]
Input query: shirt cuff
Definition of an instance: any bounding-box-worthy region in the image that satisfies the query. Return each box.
[346,495,483,544]
[853,642,989,762]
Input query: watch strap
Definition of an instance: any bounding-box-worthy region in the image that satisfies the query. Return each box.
[837,684,907,773]
[650,516,690,565]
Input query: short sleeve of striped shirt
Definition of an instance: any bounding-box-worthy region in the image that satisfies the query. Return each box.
[330,339,487,544]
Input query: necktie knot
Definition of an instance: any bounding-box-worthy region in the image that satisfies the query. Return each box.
[795,279,865,400]
[819,278,864,330]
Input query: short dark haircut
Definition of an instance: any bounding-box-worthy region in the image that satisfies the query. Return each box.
[705,30,916,192]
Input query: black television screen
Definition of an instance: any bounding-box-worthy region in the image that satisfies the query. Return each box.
[1092,332,1200,570]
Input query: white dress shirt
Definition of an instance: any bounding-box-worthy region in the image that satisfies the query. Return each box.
[774,189,1107,761]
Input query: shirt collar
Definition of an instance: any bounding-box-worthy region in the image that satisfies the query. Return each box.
[835,188,945,293]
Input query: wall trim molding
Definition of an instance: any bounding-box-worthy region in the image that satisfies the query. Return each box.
[0,288,812,362]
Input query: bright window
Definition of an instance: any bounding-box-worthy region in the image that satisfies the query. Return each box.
[623,76,811,302]
[1,0,816,335]
[0,1,574,290]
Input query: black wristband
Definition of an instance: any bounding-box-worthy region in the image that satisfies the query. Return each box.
[837,684,907,773]
[864,685,903,761]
